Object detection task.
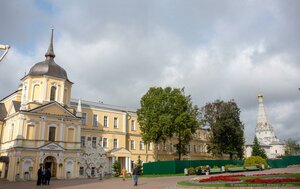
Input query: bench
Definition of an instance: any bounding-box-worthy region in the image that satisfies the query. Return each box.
[227,167,246,172]
[245,166,260,171]
[209,168,223,174]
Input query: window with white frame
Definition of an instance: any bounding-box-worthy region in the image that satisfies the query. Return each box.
[103,116,108,127]
[32,84,40,101]
[188,144,191,152]
[149,143,153,150]
[170,143,174,152]
[114,117,118,128]
[198,145,202,152]
[131,120,135,131]
[194,144,197,153]
[48,127,56,142]
[204,133,207,139]
[156,143,160,151]
[130,140,135,150]
[162,142,166,151]
[79,167,84,175]
[81,113,87,125]
[81,136,86,147]
[50,86,56,101]
[92,137,97,148]
[93,114,98,126]
[102,138,108,148]
[140,141,144,150]
[113,138,118,148]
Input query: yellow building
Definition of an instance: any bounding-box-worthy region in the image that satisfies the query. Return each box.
[0,30,211,181]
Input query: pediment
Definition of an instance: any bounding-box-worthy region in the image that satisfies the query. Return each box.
[109,147,131,156]
[40,142,64,151]
[29,102,76,118]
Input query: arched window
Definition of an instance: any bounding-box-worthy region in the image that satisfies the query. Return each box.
[49,127,56,142]
[32,84,40,101]
[50,86,56,101]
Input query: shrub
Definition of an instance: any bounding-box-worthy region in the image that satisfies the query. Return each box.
[188,167,196,175]
[112,161,121,177]
[244,156,268,169]
[212,165,219,169]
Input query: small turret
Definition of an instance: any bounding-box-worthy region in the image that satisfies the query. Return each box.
[76,99,82,117]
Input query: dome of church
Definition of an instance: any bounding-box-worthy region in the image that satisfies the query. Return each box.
[27,28,69,81]
[28,59,68,80]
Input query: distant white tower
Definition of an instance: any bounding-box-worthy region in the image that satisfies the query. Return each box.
[255,93,280,145]
[245,93,285,159]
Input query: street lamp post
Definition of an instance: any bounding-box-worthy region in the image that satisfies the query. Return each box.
[0,44,10,62]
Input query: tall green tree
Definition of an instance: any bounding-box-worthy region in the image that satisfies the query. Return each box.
[252,136,267,159]
[202,100,245,160]
[137,87,200,160]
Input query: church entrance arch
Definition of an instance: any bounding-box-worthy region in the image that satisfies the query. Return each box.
[43,156,57,177]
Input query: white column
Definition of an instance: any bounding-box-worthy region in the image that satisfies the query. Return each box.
[125,157,128,171]
[20,84,27,110]
[60,83,64,104]
[17,114,25,146]
[39,116,46,146]
[43,78,47,101]
[60,121,64,146]
[77,124,81,148]
[122,113,126,133]
[128,157,131,173]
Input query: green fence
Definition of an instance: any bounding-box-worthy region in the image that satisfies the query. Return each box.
[143,156,300,175]
[143,159,243,175]
[267,156,300,168]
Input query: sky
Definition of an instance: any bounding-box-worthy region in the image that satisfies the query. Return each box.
[1,0,299,143]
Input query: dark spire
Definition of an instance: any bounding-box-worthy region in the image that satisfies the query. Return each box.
[45,28,55,60]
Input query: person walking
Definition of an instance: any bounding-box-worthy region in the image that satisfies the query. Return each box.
[45,168,51,185]
[132,166,141,186]
[121,168,126,181]
[42,167,46,185]
[36,167,43,186]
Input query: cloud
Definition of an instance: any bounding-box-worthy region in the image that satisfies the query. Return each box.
[1,0,300,143]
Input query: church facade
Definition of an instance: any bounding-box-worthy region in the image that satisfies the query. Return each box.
[245,93,285,159]
[0,30,211,181]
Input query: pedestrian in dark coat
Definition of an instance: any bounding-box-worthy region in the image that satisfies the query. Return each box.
[36,167,43,185]
[42,168,46,185]
[132,167,141,186]
[45,168,51,185]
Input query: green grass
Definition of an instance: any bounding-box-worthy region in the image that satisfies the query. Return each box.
[177,173,300,187]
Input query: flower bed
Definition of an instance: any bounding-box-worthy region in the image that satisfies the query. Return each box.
[245,178,300,183]
[200,176,241,182]
[252,173,290,176]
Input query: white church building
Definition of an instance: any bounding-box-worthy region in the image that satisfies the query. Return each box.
[245,93,285,159]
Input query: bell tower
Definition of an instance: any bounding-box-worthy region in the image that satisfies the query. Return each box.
[255,93,279,145]
[20,29,73,109]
